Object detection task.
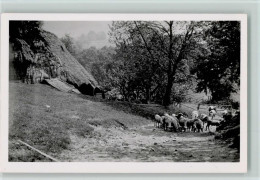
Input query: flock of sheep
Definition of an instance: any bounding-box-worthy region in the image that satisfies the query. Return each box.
[154,106,230,133]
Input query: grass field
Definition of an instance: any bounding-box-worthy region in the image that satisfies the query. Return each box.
[9,82,150,161]
[9,82,239,162]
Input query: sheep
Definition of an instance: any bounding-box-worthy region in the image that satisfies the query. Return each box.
[183,112,189,118]
[162,113,170,130]
[199,113,209,129]
[209,106,217,112]
[193,119,203,132]
[170,117,180,132]
[170,114,180,130]
[116,94,123,101]
[176,113,196,131]
[176,113,184,120]
[209,110,217,119]
[176,113,189,132]
[186,119,196,132]
[191,110,199,119]
[154,114,163,128]
[205,120,220,131]
[163,113,180,132]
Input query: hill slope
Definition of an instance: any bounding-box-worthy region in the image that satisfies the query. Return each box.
[9,82,239,162]
[9,82,149,161]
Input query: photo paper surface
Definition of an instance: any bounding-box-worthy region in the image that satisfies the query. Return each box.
[0,13,247,173]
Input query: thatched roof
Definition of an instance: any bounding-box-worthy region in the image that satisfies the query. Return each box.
[15,39,35,63]
[40,30,99,89]
[44,78,80,94]
[11,29,100,94]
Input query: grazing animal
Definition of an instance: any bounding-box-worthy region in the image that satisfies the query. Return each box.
[176,113,183,120]
[209,106,217,112]
[116,94,123,101]
[163,113,180,132]
[183,112,189,118]
[154,114,163,128]
[176,113,189,132]
[199,113,209,129]
[186,119,196,131]
[209,110,217,119]
[206,120,220,131]
[191,110,199,119]
[193,119,203,132]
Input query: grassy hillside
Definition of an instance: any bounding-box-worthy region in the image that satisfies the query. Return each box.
[9,82,150,161]
[8,82,205,161]
[9,82,239,162]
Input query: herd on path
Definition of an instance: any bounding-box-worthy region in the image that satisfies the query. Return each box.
[154,106,237,133]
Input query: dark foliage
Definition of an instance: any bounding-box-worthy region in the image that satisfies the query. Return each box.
[9,21,46,48]
[196,21,240,102]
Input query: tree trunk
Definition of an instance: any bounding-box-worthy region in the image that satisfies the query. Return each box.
[145,86,151,104]
[163,21,174,106]
[136,90,140,100]
[121,85,127,101]
[163,75,173,106]
[162,23,191,106]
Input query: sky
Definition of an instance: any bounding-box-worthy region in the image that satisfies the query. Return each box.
[42,21,190,49]
[42,21,113,48]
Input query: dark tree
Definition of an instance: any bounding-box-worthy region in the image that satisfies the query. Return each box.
[9,21,44,43]
[196,21,240,102]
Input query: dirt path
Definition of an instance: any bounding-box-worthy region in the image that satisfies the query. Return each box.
[58,123,239,162]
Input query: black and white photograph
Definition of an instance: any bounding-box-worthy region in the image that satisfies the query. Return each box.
[0,14,247,173]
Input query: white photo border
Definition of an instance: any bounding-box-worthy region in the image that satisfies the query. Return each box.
[0,13,247,173]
